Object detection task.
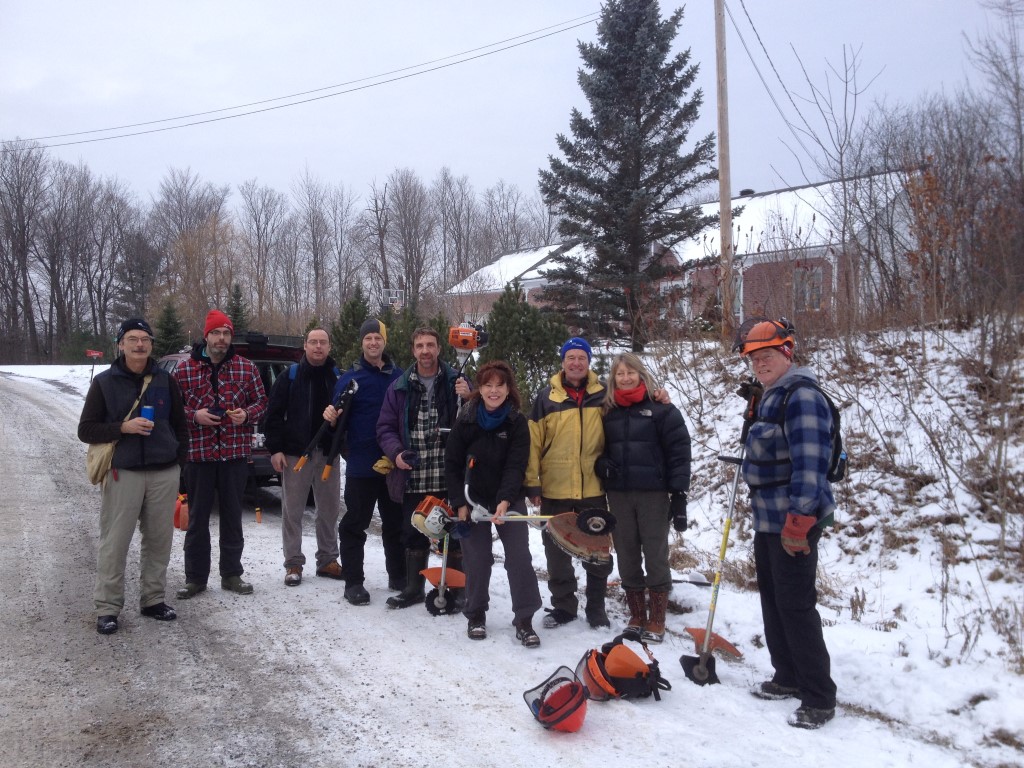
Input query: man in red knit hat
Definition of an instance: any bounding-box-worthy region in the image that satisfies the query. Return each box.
[173,308,268,599]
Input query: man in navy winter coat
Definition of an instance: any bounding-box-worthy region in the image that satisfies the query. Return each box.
[323,319,403,606]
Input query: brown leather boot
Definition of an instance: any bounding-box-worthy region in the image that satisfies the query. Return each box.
[624,589,647,638]
[643,589,669,643]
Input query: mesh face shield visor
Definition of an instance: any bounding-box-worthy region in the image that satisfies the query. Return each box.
[734,317,795,357]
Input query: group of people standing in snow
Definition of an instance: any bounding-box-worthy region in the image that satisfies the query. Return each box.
[78,311,838,730]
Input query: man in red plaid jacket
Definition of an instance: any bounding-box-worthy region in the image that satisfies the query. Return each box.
[174,309,268,600]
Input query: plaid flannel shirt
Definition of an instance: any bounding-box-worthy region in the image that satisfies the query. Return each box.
[403,373,447,496]
[741,367,836,533]
[174,346,268,463]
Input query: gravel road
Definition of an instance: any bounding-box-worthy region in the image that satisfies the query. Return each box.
[0,373,444,768]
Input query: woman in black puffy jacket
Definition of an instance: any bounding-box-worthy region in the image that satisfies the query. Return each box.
[444,361,542,647]
[598,352,691,643]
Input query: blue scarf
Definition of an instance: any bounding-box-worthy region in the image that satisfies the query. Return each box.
[477,401,510,431]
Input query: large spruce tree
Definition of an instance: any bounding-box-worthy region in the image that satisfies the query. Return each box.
[538,0,717,350]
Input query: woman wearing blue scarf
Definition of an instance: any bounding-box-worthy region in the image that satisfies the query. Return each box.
[444,361,542,647]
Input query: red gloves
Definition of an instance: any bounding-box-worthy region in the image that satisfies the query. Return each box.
[781,513,816,556]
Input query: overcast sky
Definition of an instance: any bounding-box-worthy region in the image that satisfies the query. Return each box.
[0,1,995,206]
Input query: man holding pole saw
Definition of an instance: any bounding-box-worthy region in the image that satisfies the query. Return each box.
[736,318,838,730]
[264,327,344,587]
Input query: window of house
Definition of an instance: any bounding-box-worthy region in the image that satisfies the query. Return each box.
[794,265,823,312]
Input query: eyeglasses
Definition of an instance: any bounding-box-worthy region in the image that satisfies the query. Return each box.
[123,336,153,345]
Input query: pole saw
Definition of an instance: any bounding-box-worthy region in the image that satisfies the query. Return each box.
[680,380,760,685]
[293,379,359,480]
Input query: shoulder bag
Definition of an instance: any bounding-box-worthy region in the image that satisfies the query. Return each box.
[86,375,152,485]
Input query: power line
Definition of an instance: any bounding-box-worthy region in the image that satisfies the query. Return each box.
[2,13,599,153]
[729,0,816,163]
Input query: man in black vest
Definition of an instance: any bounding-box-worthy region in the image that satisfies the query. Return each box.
[78,318,189,635]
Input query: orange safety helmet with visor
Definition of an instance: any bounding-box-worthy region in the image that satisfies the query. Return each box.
[734,317,796,358]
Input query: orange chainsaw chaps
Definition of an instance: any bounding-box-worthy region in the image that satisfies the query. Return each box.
[421,567,466,589]
[684,628,742,659]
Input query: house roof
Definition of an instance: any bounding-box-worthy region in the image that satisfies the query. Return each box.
[446,244,564,294]
[677,177,898,264]
[448,176,903,295]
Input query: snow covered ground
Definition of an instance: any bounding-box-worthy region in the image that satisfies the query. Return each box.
[0,347,1021,768]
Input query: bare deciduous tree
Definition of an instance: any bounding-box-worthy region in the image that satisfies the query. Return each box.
[238,179,289,325]
[387,167,436,309]
[0,140,48,361]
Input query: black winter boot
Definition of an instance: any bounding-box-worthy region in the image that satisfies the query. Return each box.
[386,550,429,609]
[585,576,610,628]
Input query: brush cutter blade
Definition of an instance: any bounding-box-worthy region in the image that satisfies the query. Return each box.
[576,508,616,535]
[684,628,743,658]
[425,587,460,616]
[680,654,719,686]
[546,512,612,565]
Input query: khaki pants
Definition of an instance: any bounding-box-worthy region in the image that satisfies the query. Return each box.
[94,465,179,616]
[280,449,341,569]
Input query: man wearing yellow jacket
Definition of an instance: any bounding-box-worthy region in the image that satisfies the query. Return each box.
[526,337,613,628]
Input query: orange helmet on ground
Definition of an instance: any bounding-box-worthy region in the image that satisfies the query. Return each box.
[524,666,588,732]
[735,317,796,357]
[575,634,672,701]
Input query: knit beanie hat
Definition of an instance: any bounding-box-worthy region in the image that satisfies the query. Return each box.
[117,318,154,343]
[204,309,234,337]
[559,336,592,361]
[359,318,388,344]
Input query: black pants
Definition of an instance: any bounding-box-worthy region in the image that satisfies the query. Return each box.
[754,529,837,709]
[183,459,248,583]
[340,475,404,586]
[541,496,613,615]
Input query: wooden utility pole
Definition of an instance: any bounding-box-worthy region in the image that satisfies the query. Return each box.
[715,0,736,345]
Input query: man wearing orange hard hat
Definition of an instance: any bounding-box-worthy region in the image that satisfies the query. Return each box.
[736,318,838,730]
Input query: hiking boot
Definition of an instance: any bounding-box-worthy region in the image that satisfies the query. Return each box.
[176,583,207,600]
[221,576,254,595]
[642,589,668,643]
[467,615,487,640]
[624,589,646,638]
[316,561,343,580]
[514,618,541,648]
[140,603,177,621]
[284,567,302,587]
[751,680,801,700]
[96,615,118,635]
[788,705,835,729]
[344,584,371,606]
[542,608,578,629]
